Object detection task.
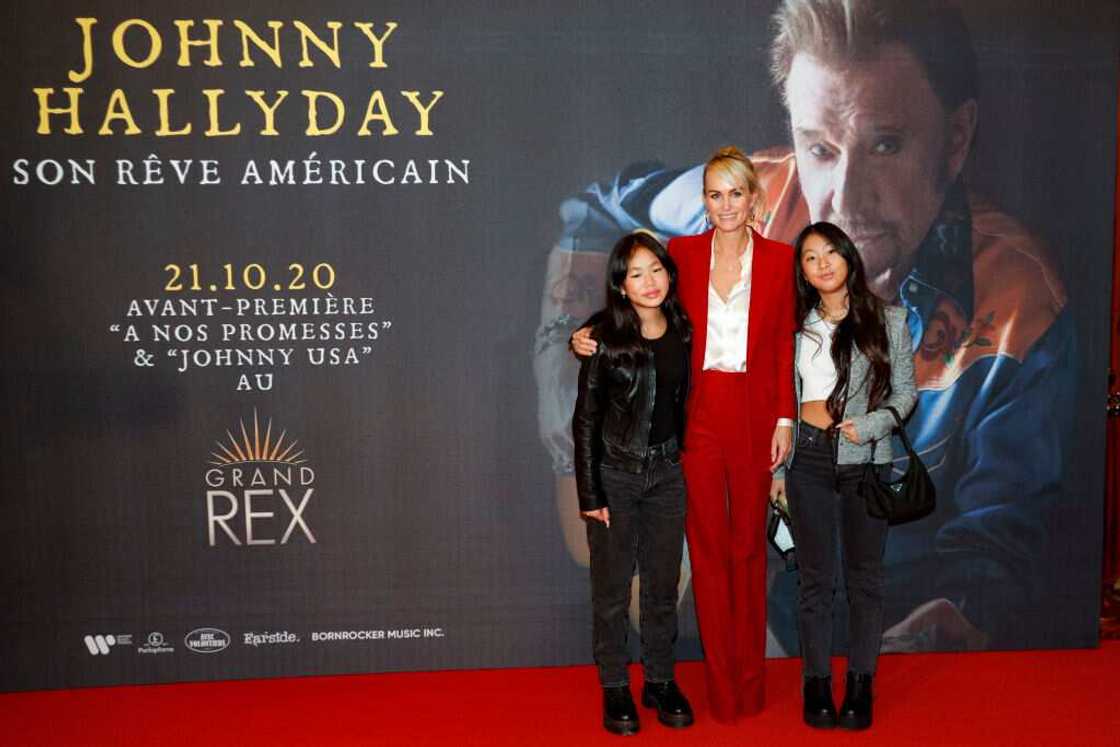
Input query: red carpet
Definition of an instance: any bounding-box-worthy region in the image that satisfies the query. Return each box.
[3,643,1119,746]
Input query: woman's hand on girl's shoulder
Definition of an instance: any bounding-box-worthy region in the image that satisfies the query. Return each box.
[570,326,599,358]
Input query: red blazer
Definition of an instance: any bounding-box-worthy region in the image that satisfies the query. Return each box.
[668,227,796,457]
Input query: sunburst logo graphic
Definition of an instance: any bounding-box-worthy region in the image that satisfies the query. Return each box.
[203,410,318,547]
[208,410,307,467]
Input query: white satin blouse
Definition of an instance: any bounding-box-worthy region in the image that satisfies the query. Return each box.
[702,232,753,372]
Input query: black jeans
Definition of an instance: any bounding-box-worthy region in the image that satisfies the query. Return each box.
[786,423,889,679]
[587,444,686,687]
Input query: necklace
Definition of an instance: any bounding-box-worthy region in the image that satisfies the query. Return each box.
[713,231,750,272]
[817,302,848,324]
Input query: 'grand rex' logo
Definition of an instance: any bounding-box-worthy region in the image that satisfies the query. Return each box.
[204,411,317,547]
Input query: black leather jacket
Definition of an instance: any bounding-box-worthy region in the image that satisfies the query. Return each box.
[572,340,689,511]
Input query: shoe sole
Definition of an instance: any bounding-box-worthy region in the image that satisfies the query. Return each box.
[603,717,640,736]
[804,712,837,729]
[640,695,695,728]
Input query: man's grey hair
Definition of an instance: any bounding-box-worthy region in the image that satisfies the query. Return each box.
[770,0,979,112]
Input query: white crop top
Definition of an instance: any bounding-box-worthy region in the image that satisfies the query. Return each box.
[798,313,838,402]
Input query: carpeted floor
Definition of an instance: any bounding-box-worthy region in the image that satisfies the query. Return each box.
[3,641,1119,746]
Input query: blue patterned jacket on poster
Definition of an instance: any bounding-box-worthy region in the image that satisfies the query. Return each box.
[534,150,1077,647]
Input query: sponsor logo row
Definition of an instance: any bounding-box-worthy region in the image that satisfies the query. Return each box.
[83,627,445,656]
[84,629,297,656]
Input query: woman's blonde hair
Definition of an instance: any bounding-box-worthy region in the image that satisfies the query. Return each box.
[702,146,767,224]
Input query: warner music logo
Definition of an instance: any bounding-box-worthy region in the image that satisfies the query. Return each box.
[203,411,317,548]
[243,631,300,647]
[185,628,230,654]
[138,631,175,655]
[83,633,132,655]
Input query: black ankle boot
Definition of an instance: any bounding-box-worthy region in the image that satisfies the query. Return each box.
[640,680,694,728]
[602,685,640,736]
[802,675,837,728]
[838,672,873,730]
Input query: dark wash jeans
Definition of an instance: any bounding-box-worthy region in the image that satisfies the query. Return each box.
[587,447,686,687]
[786,423,889,679]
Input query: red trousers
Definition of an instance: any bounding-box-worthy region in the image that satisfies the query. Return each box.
[682,371,770,722]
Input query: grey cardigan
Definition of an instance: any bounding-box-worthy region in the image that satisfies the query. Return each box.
[775,305,917,478]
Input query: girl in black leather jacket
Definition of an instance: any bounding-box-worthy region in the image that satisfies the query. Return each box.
[572,232,694,735]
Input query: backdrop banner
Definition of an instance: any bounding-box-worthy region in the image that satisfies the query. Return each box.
[1,0,1116,691]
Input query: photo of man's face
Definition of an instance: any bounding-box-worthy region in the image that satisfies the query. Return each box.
[786,43,972,298]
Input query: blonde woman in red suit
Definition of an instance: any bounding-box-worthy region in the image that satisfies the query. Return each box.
[574,146,796,722]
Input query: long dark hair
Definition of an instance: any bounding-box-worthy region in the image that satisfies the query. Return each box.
[793,222,891,423]
[598,232,691,365]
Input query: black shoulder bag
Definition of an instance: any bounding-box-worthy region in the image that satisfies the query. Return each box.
[860,405,935,525]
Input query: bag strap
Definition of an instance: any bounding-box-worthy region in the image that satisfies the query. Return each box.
[883,405,920,459]
[883,405,903,429]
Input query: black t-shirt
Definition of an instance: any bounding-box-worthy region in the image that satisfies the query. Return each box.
[648,325,685,445]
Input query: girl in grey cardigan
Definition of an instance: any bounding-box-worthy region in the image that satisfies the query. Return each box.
[770,222,917,731]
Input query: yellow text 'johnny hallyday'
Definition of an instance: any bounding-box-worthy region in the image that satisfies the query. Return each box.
[34,18,444,137]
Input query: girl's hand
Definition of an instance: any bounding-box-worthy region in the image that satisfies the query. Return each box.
[570,327,599,358]
[837,419,862,444]
[581,507,610,527]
